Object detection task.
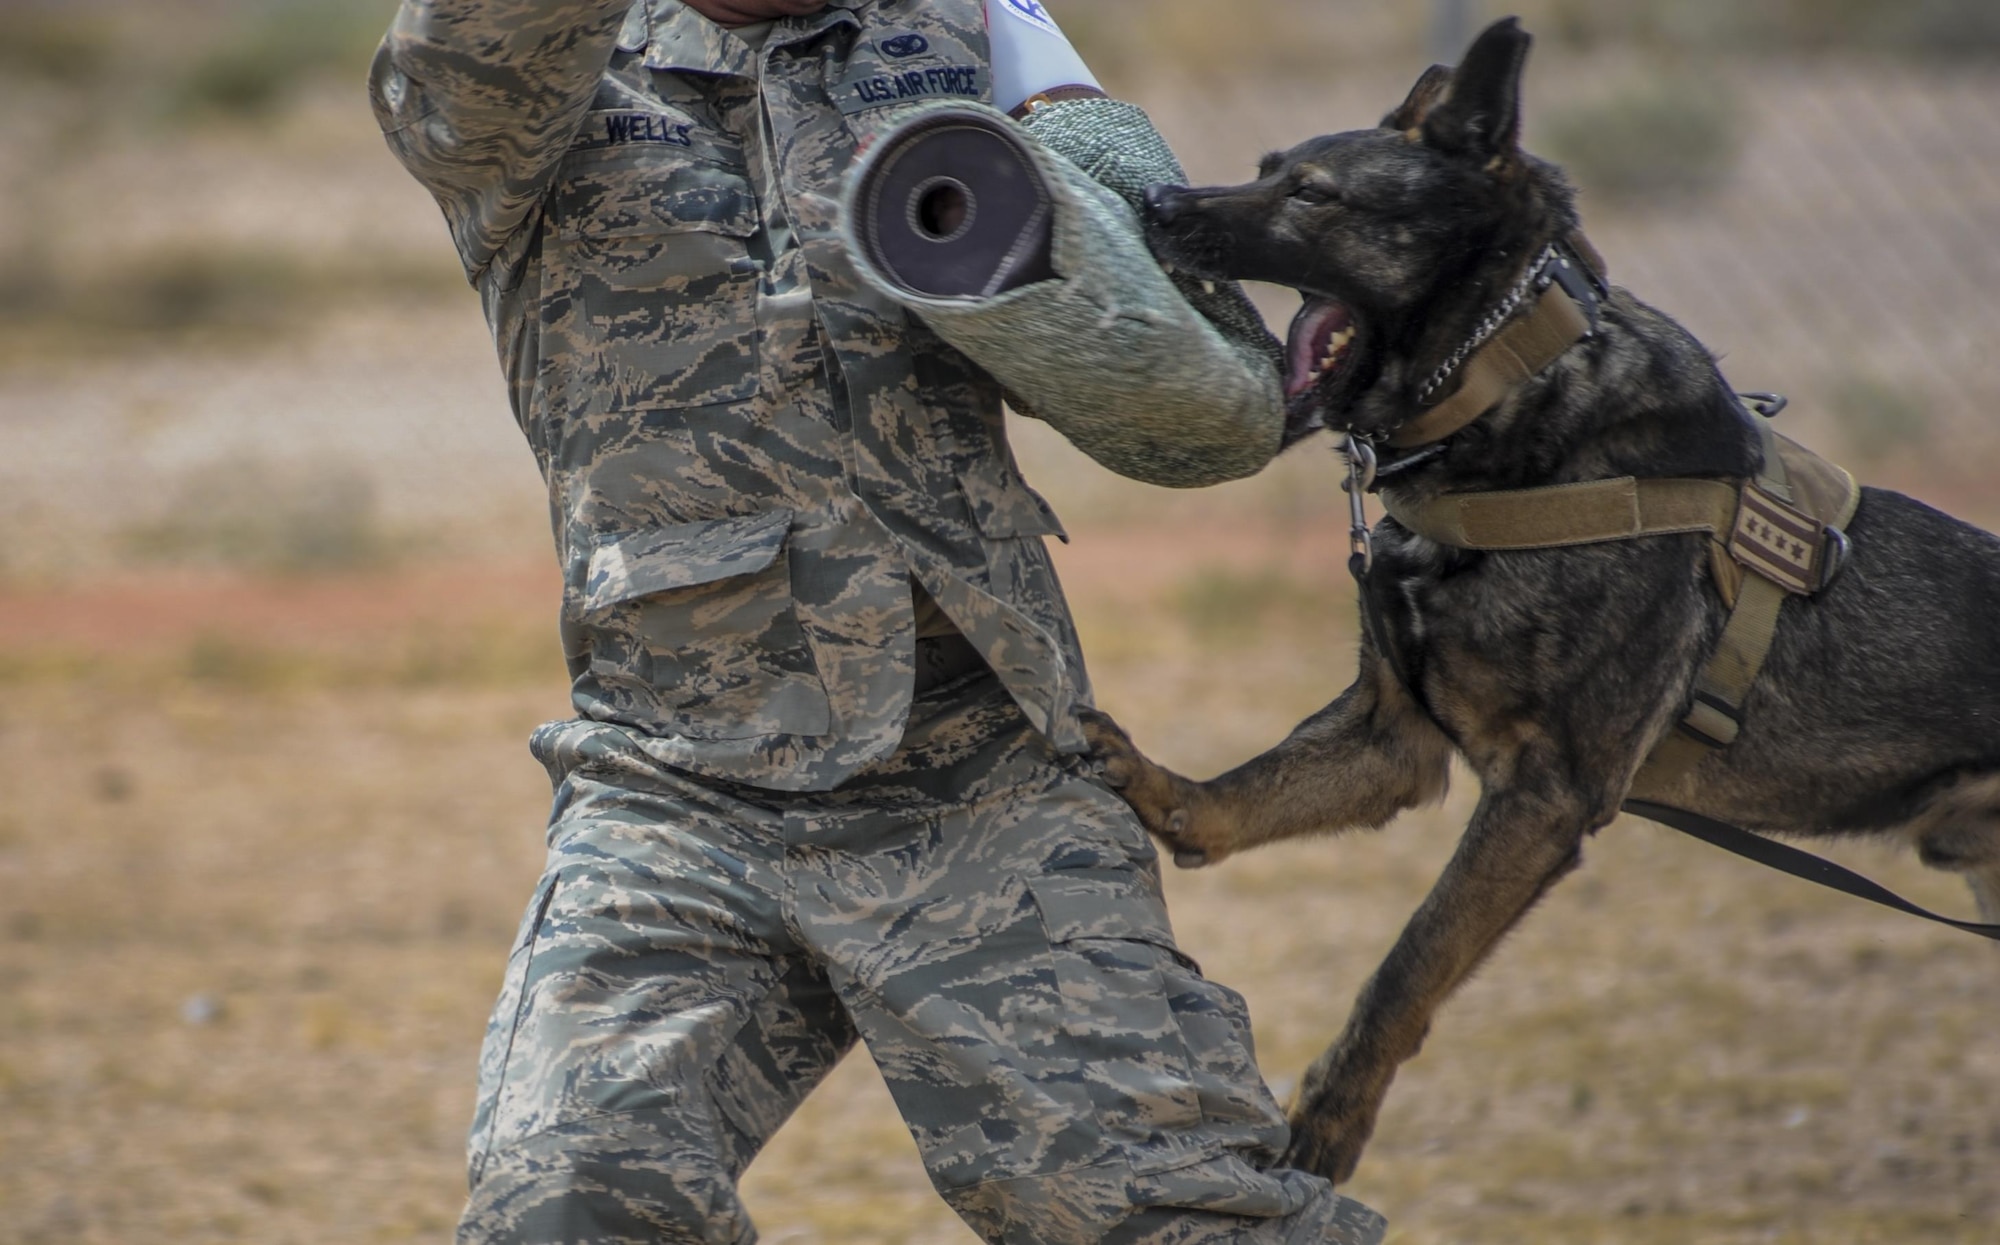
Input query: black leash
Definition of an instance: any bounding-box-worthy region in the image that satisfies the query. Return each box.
[1624,800,2000,941]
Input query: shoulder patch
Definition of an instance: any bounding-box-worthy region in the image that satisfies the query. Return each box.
[998,0,1060,36]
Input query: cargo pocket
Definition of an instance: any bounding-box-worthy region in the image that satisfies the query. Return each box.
[550,141,763,410]
[1028,871,1206,1149]
[582,510,831,740]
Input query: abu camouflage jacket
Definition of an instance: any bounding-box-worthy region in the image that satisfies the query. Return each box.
[371,0,1090,791]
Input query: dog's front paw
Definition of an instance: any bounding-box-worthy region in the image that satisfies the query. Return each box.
[1282,1071,1386,1186]
[1282,1112,1370,1188]
[1079,710,1235,868]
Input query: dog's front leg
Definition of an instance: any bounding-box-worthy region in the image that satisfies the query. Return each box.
[1285,780,1603,1184]
[1084,654,1452,866]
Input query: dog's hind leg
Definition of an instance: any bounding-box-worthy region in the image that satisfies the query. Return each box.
[1904,771,2000,933]
[1966,867,2000,927]
[1282,773,1614,1185]
[1082,653,1454,867]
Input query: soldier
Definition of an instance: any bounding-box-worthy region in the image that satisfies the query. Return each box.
[370,2,1386,1241]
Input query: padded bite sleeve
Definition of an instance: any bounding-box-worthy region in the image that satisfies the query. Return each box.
[842,101,1286,489]
[1018,97,1283,377]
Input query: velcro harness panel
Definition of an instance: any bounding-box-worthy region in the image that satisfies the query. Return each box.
[1389,476,1738,550]
[1734,484,1827,594]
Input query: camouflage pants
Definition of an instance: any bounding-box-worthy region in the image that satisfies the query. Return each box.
[459,673,1385,1245]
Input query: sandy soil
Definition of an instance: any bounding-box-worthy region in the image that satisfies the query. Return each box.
[3,516,1999,1244]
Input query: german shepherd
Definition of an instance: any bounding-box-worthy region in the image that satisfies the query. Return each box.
[1082,17,2000,1185]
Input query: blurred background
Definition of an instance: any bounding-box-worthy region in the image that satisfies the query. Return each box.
[2,1,1997,1241]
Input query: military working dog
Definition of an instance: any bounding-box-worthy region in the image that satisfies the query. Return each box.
[1083,17,2000,1185]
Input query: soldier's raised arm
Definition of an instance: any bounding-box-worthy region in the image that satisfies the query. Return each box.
[369,0,636,281]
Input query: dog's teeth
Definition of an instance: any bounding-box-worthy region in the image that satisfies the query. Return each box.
[1201,280,1216,294]
[1315,327,1357,375]
[1163,263,1177,275]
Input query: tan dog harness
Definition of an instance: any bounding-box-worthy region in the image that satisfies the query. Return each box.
[1364,233,1859,793]
[1348,237,2000,940]
[1380,415,1860,795]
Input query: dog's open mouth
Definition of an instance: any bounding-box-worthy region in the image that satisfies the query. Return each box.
[1285,297,1359,398]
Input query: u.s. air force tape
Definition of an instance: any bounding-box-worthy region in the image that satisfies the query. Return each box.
[847,110,1057,299]
[841,102,1286,488]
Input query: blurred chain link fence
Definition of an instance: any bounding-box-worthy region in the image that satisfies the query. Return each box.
[0,0,1996,574]
[1039,1,2000,513]
[1133,54,2000,464]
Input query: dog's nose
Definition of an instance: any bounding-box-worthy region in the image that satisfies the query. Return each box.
[1144,183,1190,225]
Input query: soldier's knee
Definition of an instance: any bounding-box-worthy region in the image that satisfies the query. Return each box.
[941,1166,1125,1245]
[941,1159,1274,1245]
[460,1112,753,1245]
[942,1153,1385,1245]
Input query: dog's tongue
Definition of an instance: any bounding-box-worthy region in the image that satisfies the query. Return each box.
[1285,297,1353,397]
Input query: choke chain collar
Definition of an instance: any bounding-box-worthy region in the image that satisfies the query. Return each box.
[1417,243,1561,406]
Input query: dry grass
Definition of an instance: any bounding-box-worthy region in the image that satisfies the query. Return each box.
[3,509,1999,1243]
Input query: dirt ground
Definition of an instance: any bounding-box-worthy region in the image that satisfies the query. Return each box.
[4,10,2000,1244]
[4,496,2000,1244]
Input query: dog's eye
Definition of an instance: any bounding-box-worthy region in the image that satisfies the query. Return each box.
[1290,183,1339,206]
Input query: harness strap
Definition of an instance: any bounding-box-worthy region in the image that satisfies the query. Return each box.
[1383,476,1738,550]
[1390,281,1594,449]
[1628,572,1789,793]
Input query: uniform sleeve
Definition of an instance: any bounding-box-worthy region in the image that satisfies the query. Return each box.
[369,0,638,281]
[984,0,1101,115]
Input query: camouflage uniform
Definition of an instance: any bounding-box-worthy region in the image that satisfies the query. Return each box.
[370,2,1385,1240]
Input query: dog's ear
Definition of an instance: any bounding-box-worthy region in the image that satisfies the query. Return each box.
[1422,17,1531,165]
[1383,64,1454,134]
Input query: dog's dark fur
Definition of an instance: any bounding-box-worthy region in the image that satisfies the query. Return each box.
[1084,17,2000,1186]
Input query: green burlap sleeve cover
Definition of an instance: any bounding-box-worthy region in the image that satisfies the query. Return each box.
[1018,97,1283,378]
[841,101,1287,488]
